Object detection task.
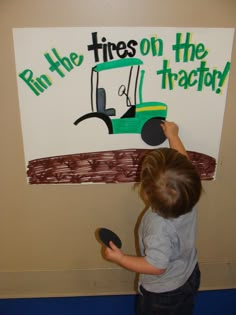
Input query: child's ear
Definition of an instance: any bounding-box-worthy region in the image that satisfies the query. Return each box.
[133,182,150,206]
[140,190,150,206]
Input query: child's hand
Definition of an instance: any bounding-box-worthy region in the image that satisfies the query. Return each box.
[161,121,188,157]
[161,121,179,140]
[103,241,124,265]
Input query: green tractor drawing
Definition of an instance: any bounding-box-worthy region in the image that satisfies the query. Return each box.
[74,58,167,146]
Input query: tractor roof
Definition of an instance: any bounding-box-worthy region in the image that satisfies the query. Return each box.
[93,58,143,72]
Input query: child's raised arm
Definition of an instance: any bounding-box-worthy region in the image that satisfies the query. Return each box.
[161,121,188,158]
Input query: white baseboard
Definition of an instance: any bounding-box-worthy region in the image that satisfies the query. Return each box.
[0,261,235,298]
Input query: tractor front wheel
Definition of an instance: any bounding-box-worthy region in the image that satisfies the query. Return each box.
[141,118,166,146]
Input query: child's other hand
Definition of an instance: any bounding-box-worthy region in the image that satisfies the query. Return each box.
[103,241,124,264]
[161,121,179,139]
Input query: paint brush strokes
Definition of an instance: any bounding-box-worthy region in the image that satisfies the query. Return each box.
[27,150,216,184]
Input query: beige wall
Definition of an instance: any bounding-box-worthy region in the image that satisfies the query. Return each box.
[0,0,236,298]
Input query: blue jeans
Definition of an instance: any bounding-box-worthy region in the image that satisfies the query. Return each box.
[137,263,200,315]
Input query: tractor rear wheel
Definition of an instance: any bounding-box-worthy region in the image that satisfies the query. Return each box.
[141,118,166,146]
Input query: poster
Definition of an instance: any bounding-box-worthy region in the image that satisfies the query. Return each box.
[13,27,235,184]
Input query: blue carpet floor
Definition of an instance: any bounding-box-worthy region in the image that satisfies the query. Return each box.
[0,289,235,315]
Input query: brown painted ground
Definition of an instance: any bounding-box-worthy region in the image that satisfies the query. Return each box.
[27,149,216,184]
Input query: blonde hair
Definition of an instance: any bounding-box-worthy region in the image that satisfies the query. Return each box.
[139,148,202,219]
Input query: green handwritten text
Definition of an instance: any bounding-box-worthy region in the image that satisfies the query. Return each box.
[19,48,84,96]
[156,59,230,93]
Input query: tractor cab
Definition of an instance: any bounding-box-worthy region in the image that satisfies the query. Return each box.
[91,58,143,118]
[74,58,168,146]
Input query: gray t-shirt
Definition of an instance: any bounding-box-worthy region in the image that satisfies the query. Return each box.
[138,207,198,293]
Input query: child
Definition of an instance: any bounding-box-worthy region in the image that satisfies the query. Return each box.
[103,121,202,315]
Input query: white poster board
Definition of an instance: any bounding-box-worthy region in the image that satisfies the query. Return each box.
[13,27,234,184]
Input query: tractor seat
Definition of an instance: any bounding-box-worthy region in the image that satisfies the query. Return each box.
[97,88,116,116]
